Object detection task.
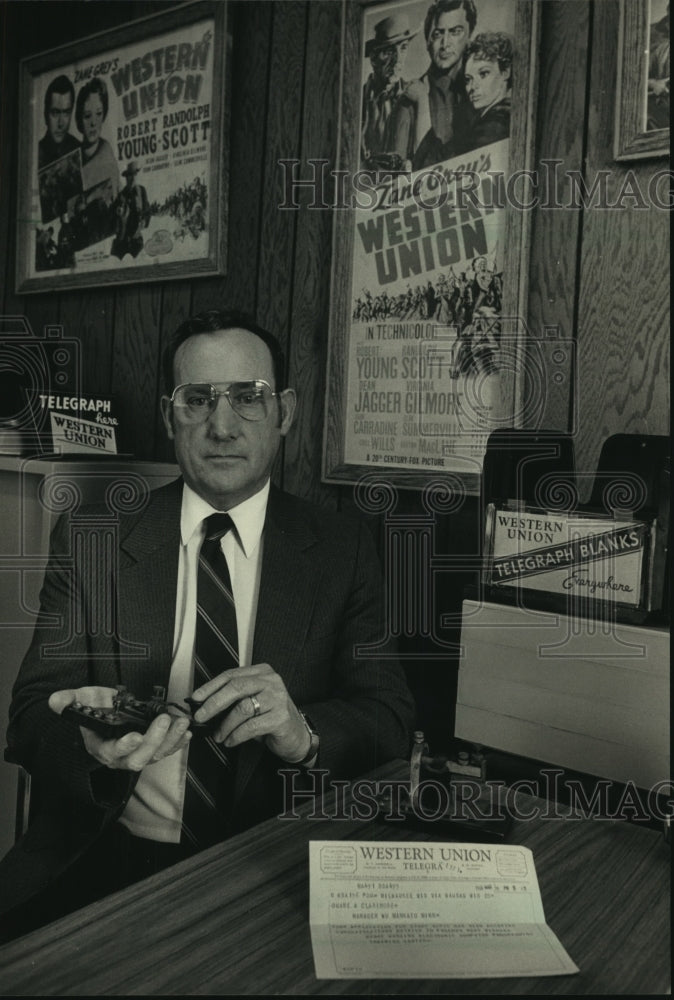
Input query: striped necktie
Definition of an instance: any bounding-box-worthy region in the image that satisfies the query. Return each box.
[181,512,239,850]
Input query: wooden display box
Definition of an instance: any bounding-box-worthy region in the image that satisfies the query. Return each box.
[455,599,669,790]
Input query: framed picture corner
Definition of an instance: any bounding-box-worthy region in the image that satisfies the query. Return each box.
[614,0,670,162]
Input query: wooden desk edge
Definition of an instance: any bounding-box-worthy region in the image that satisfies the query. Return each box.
[0,760,669,996]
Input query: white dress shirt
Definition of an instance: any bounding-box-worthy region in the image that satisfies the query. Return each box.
[119,480,269,843]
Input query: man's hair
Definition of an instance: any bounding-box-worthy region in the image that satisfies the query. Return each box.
[163,310,287,393]
[424,0,477,41]
[43,74,75,125]
[464,31,514,77]
[75,77,109,134]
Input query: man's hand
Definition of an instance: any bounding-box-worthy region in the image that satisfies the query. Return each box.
[189,664,312,763]
[48,686,192,771]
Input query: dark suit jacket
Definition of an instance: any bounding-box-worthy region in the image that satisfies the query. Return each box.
[0,480,414,912]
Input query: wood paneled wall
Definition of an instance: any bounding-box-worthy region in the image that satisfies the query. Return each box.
[577,0,670,476]
[0,0,669,744]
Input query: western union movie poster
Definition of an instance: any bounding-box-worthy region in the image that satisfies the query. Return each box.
[23,13,216,283]
[348,0,516,472]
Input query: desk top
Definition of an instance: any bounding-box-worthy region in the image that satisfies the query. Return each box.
[0,761,669,995]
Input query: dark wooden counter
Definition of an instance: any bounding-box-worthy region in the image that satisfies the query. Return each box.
[0,761,669,995]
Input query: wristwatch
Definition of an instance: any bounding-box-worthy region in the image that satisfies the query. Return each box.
[292,712,320,767]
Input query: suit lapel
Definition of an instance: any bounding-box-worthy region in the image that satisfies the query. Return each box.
[117,479,182,696]
[252,494,320,678]
[237,487,323,797]
[113,480,323,805]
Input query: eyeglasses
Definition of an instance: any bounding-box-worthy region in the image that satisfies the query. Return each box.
[169,380,280,423]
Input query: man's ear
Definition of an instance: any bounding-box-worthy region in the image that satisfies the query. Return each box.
[160,395,175,440]
[278,389,297,436]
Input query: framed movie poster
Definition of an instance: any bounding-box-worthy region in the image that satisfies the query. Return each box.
[323,0,540,493]
[614,0,670,160]
[15,0,229,294]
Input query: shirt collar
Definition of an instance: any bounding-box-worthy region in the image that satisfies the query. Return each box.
[180,480,270,558]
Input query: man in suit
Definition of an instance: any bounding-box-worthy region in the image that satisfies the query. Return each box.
[37,74,79,171]
[0,311,415,939]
